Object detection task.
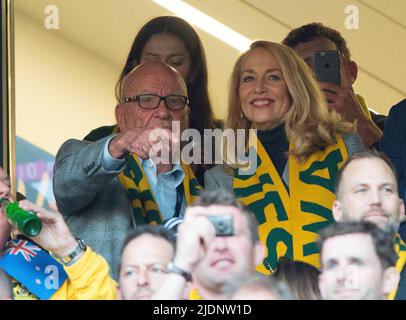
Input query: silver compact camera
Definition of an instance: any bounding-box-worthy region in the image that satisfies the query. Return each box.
[207,215,234,237]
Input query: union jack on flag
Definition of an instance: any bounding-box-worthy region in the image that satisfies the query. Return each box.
[0,238,68,299]
[4,240,42,262]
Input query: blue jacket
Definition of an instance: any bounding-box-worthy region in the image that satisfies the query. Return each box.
[381,99,406,206]
[381,99,406,245]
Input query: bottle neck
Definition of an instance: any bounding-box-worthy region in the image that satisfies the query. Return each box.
[0,198,10,209]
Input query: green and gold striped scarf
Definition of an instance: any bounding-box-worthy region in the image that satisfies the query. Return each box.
[389,233,406,300]
[118,155,202,225]
[234,134,349,274]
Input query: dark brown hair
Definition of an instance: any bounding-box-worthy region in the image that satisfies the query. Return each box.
[224,273,294,300]
[273,257,321,300]
[318,221,397,270]
[282,22,351,59]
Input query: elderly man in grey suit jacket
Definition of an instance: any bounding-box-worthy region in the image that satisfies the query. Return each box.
[53,62,195,280]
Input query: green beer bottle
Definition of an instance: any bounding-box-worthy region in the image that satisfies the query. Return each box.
[0,198,42,237]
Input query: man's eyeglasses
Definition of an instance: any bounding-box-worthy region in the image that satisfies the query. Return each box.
[120,94,188,110]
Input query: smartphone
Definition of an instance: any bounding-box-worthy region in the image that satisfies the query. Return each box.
[314,50,340,86]
[207,215,234,237]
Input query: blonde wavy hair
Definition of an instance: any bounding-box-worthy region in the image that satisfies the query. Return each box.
[226,40,355,163]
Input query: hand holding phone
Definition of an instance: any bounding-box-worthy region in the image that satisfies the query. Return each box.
[314,50,341,86]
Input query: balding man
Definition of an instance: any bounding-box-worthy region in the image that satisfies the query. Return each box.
[53,62,201,279]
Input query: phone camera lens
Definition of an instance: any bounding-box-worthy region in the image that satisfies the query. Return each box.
[217,221,225,231]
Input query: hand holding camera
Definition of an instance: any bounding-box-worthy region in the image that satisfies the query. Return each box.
[173,207,234,273]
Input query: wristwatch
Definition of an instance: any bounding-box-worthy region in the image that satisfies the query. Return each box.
[167,262,192,282]
[53,239,87,266]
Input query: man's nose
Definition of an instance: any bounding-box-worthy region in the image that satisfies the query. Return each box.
[136,268,150,287]
[369,189,382,205]
[335,265,347,285]
[213,236,228,251]
[154,99,171,118]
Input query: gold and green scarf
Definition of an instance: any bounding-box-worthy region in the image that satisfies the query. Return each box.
[234,135,349,274]
[189,288,204,300]
[389,233,406,300]
[118,155,202,225]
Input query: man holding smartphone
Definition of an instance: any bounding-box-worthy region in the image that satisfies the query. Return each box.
[152,190,265,300]
[282,22,384,149]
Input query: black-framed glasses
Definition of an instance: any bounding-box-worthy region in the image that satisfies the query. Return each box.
[120,94,188,110]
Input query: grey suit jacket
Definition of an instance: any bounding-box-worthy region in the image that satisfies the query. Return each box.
[53,136,135,280]
[205,132,364,192]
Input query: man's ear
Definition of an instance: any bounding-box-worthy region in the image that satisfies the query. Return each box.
[348,60,358,84]
[332,200,344,222]
[115,104,125,132]
[254,242,266,266]
[399,198,405,222]
[318,272,327,300]
[185,106,190,127]
[382,266,400,298]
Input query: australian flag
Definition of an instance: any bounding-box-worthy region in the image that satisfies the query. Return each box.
[0,239,68,299]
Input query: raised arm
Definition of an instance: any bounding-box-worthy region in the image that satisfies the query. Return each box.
[52,136,124,216]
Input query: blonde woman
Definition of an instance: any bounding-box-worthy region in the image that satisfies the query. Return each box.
[205,41,363,274]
